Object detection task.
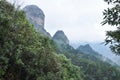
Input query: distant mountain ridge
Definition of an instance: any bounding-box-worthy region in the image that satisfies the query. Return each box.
[77,44,118,66]
[52,30,112,64]
[77,44,103,58]
[77,44,99,54]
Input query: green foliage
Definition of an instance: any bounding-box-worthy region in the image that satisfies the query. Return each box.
[56,54,83,80]
[0,0,83,80]
[54,37,120,80]
[75,58,120,80]
[102,0,120,54]
[0,0,120,80]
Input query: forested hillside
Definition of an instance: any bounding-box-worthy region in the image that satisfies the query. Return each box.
[0,0,120,80]
[0,0,83,80]
[53,30,120,80]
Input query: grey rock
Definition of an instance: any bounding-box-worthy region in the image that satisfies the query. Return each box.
[23,5,51,38]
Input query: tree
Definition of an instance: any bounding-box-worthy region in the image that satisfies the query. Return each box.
[0,1,84,80]
[102,0,120,54]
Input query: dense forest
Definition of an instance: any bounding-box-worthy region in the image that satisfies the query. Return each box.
[0,0,120,80]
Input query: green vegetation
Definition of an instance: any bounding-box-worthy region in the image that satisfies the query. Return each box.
[0,0,83,80]
[0,0,120,80]
[102,0,120,54]
[53,32,120,80]
[55,43,120,80]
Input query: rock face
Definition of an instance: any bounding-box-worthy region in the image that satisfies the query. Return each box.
[23,5,51,38]
[53,30,69,45]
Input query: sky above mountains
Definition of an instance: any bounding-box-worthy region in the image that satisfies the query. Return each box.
[7,0,116,43]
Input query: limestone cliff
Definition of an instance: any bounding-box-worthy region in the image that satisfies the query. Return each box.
[23,5,51,38]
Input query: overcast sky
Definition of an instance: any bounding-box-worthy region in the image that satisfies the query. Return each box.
[7,0,115,43]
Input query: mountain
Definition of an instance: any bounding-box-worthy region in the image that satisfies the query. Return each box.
[77,44,103,59]
[52,30,114,65]
[53,30,69,45]
[72,42,120,66]
[52,30,120,80]
[52,30,76,54]
[77,44,118,66]
[23,5,51,38]
[77,44,99,55]
[52,30,116,65]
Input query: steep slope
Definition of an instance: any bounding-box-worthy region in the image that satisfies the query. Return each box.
[23,5,51,38]
[0,1,84,80]
[52,30,120,80]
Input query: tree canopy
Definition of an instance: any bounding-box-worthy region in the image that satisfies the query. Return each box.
[102,0,120,54]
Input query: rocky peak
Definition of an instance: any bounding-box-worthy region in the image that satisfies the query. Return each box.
[53,30,69,45]
[23,5,51,38]
[77,44,98,55]
[23,5,45,27]
[79,44,93,51]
